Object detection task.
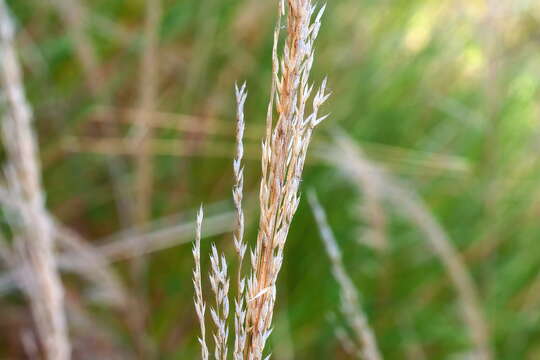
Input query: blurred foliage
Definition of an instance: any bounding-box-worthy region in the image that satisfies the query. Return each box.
[2,0,540,359]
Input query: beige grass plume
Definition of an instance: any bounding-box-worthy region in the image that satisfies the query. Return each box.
[0,1,70,358]
[193,0,329,358]
[244,1,329,357]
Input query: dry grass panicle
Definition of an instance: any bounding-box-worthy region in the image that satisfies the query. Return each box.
[193,207,210,360]
[245,1,329,356]
[233,82,248,360]
[193,0,329,358]
[0,1,70,358]
[308,191,382,360]
[209,244,231,360]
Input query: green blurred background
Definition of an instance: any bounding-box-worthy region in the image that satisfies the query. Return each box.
[2,0,540,358]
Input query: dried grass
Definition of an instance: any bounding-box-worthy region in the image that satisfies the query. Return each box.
[128,1,162,355]
[0,201,235,299]
[232,83,248,360]
[0,2,70,358]
[193,207,210,360]
[209,244,231,360]
[244,1,328,355]
[308,191,382,360]
[319,132,492,360]
[132,0,162,225]
[193,1,329,358]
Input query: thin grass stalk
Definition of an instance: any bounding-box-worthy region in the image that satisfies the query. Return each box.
[208,244,230,360]
[233,83,248,360]
[91,106,265,141]
[49,0,103,93]
[335,324,359,357]
[386,184,492,360]
[0,2,70,358]
[55,225,126,307]
[0,202,235,296]
[133,0,161,225]
[193,207,209,360]
[321,133,492,360]
[129,0,162,356]
[308,191,382,360]
[63,136,262,160]
[354,172,387,252]
[51,0,136,229]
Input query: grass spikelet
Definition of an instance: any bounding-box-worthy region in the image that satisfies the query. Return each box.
[308,191,382,360]
[209,244,230,360]
[233,82,248,360]
[192,207,209,360]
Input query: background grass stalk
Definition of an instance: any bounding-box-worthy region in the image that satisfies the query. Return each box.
[0,2,70,358]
